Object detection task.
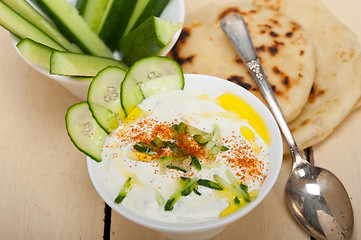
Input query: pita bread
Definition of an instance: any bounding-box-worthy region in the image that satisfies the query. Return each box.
[169,3,316,123]
[252,0,361,151]
[253,0,282,11]
[353,98,361,109]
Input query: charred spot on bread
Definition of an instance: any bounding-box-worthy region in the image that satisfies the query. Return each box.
[272,66,281,74]
[268,46,278,55]
[309,85,326,103]
[256,45,266,52]
[170,28,195,66]
[283,76,290,86]
[270,31,279,37]
[217,7,242,21]
[285,31,293,38]
[235,58,243,64]
[227,75,253,90]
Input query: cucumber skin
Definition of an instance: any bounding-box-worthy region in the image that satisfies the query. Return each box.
[49,51,128,77]
[78,0,109,33]
[0,2,65,51]
[32,0,113,58]
[120,56,184,114]
[65,102,108,162]
[16,38,55,69]
[31,0,84,50]
[76,0,87,14]
[131,0,170,33]
[119,16,165,66]
[120,72,145,115]
[88,66,127,133]
[99,0,138,50]
[2,0,81,53]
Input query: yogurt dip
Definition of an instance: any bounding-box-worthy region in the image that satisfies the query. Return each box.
[98,88,271,223]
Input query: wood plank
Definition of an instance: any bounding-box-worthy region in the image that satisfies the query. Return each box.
[313,108,361,240]
[0,28,105,239]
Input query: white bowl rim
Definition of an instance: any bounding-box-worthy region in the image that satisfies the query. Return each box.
[87,73,283,233]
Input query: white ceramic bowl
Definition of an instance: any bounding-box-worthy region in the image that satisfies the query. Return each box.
[11,0,185,100]
[87,74,283,240]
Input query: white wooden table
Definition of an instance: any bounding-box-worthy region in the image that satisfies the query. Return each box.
[0,0,359,239]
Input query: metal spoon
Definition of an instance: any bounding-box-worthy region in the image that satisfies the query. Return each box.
[220,13,354,240]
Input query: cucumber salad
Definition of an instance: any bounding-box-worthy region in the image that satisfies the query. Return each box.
[66,56,271,222]
[0,0,182,76]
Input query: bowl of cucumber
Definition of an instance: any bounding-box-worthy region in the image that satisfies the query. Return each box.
[6,0,185,100]
[65,56,283,240]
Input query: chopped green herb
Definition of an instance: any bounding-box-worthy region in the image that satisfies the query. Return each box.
[114,177,133,204]
[133,142,155,154]
[166,165,187,173]
[164,198,177,211]
[225,169,251,202]
[171,122,187,134]
[213,174,243,198]
[159,149,187,164]
[242,191,251,202]
[167,141,180,152]
[234,196,240,205]
[164,177,198,211]
[193,188,202,196]
[221,146,229,151]
[192,182,201,195]
[190,156,202,171]
[208,142,222,159]
[197,179,223,190]
[181,181,197,196]
[240,183,248,192]
[150,136,166,148]
[193,132,213,145]
[193,134,207,145]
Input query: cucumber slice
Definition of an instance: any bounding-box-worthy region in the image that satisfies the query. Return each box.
[123,0,170,36]
[120,74,144,115]
[50,51,128,77]
[98,0,138,50]
[66,102,108,162]
[17,38,92,82]
[121,56,184,114]
[3,0,81,53]
[17,38,56,69]
[0,2,64,51]
[32,0,113,58]
[88,66,127,133]
[77,0,109,33]
[119,16,182,66]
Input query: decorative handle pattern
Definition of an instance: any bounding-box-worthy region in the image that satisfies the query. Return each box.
[246,59,264,81]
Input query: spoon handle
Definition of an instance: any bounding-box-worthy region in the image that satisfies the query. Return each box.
[220,13,306,166]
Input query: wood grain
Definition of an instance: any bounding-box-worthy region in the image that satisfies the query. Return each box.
[0,28,105,239]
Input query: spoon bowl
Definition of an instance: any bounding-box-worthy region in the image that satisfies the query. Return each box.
[286,158,354,239]
[220,13,354,240]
